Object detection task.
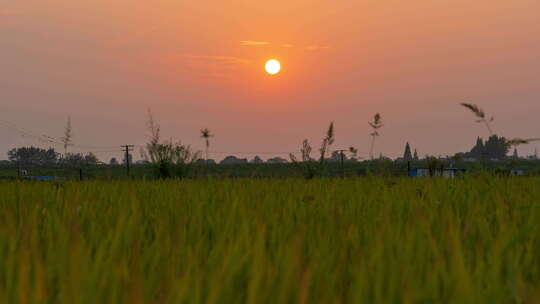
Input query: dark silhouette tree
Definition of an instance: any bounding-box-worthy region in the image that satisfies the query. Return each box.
[403,142,413,161]
[84,152,99,165]
[8,146,59,166]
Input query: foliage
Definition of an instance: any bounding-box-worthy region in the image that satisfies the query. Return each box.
[61,152,100,166]
[142,110,202,178]
[1,177,539,303]
[7,146,59,165]
[460,135,510,160]
[403,142,413,161]
[291,123,335,179]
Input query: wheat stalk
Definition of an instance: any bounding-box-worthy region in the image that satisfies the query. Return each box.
[460,103,494,135]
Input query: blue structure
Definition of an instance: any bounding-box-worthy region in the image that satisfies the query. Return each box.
[24,176,56,181]
[409,168,466,178]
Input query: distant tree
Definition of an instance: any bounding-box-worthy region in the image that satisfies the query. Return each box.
[220,156,248,164]
[460,103,494,136]
[463,135,510,160]
[484,135,509,159]
[513,148,519,159]
[62,153,85,166]
[200,128,214,162]
[413,149,419,161]
[84,152,99,165]
[250,156,264,164]
[470,137,485,159]
[110,157,119,165]
[61,116,73,155]
[267,157,288,164]
[142,109,202,178]
[8,146,59,165]
[197,158,216,165]
[368,113,383,160]
[403,142,413,161]
[142,109,201,165]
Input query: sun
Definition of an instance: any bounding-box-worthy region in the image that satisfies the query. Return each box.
[265,59,281,75]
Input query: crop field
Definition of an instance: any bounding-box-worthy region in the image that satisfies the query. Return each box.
[0,177,539,303]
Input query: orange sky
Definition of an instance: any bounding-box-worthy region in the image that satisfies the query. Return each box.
[1,0,540,160]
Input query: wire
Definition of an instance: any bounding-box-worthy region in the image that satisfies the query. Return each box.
[1,119,409,158]
[0,119,119,150]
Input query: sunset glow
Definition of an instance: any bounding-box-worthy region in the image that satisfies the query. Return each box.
[1,1,540,158]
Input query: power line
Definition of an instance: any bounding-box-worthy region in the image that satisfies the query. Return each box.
[0,119,119,150]
[0,119,409,159]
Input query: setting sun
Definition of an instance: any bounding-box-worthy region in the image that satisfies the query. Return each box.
[265,59,281,75]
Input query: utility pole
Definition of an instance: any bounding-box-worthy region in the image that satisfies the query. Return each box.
[122,145,135,178]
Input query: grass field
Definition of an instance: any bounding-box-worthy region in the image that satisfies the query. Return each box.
[0,177,539,303]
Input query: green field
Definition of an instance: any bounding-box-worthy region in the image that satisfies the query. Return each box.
[1,177,539,303]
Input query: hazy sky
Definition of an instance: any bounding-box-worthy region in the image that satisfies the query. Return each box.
[2,0,540,161]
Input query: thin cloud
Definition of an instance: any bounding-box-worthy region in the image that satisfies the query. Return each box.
[181,54,250,65]
[174,54,251,78]
[240,40,270,46]
[306,45,330,51]
[0,9,24,16]
[282,44,294,48]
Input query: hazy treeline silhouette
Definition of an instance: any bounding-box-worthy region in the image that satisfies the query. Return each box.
[2,103,540,179]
